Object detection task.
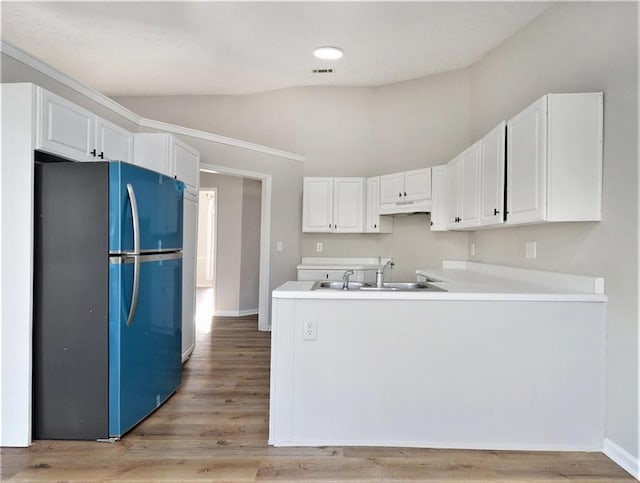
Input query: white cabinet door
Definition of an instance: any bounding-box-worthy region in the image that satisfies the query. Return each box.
[172,137,200,191]
[446,157,461,229]
[133,133,172,176]
[302,178,334,232]
[479,121,506,226]
[95,117,132,163]
[36,88,94,161]
[181,190,198,362]
[506,97,547,224]
[333,178,364,233]
[430,165,448,231]
[458,142,481,228]
[365,177,393,233]
[379,172,405,204]
[404,168,431,202]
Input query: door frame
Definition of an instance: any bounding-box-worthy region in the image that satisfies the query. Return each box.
[197,188,218,291]
[200,163,271,332]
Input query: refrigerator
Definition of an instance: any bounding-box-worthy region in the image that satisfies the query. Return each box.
[33,155,184,440]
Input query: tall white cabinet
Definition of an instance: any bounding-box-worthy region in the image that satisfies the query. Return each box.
[133,132,201,362]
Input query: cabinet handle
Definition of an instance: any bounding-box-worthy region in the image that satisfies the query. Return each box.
[398,192,402,198]
[90,149,97,157]
[404,192,407,197]
[430,221,434,226]
[494,208,500,216]
[98,152,104,159]
[374,224,377,228]
[326,274,329,279]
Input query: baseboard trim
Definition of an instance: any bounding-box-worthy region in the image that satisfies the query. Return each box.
[214,309,259,317]
[604,438,640,480]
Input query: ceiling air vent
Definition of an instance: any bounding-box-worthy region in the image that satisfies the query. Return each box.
[312,69,334,74]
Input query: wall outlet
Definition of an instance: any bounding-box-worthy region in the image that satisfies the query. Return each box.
[525,241,537,259]
[303,321,317,340]
[316,242,323,252]
[470,243,476,256]
[276,241,283,252]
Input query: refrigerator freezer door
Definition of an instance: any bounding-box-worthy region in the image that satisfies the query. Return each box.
[109,162,184,254]
[109,253,182,437]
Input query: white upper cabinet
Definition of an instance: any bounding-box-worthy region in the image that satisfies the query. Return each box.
[365,177,393,233]
[95,117,133,163]
[133,133,200,190]
[379,167,432,215]
[37,88,95,161]
[36,87,133,163]
[302,178,334,232]
[302,177,364,233]
[506,93,603,225]
[172,137,200,192]
[446,143,481,230]
[429,165,448,231]
[479,121,506,227]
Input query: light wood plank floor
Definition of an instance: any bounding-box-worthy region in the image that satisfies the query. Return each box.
[2,315,633,482]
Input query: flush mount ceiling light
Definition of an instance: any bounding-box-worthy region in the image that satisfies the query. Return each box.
[313,46,343,60]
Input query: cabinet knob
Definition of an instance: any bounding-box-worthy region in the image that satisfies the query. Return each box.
[374,224,377,228]
[404,192,407,197]
[398,192,402,198]
[494,208,500,216]
[430,221,434,226]
[90,149,97,157]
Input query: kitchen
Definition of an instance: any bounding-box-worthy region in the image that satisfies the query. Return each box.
[1,1,638,481]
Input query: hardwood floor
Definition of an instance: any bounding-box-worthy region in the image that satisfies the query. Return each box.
[1,314,633,482]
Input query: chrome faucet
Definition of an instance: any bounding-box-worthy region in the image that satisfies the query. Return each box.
[342,269,355,289]
[375,260,394,287]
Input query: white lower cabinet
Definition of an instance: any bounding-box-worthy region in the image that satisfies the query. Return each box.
[181,189,198,362]
[506,93,603,224]
[302,177,365,233]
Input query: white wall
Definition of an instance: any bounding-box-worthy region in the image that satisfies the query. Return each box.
[466,2,638,462]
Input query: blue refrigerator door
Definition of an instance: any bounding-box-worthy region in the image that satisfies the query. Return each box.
[109,254,182,437]
[109,162,184,254]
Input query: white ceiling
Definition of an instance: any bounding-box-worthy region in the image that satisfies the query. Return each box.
[1,2,552,96]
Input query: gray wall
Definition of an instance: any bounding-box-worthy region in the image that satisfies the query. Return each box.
[200,173,262,313]
[240,178,262,311]
[466,2,638,458]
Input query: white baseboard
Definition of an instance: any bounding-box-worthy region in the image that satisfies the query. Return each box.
[214,308,259,317]
[604,438,640,480]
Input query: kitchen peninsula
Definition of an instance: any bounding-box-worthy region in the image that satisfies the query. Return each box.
[269,261,606,451]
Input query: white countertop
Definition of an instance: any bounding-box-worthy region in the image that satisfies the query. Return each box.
[275,260,607,302]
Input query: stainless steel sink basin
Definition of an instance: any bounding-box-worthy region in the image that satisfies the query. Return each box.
[311,281,446,292]
[311,281,370,290]
[359,282,445,292]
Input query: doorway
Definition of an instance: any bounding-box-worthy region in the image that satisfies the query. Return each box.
[196,189,217,334]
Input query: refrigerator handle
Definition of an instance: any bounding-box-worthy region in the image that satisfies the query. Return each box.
[126,183,141,326]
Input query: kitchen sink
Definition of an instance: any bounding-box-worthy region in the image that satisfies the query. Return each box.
[359,282,445,292]
[312,281,369,290]
[311,281,446,292]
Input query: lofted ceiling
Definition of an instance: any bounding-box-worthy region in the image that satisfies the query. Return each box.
[1,2,552,96]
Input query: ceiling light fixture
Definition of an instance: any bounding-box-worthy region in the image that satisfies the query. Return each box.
[314,46,343,60]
